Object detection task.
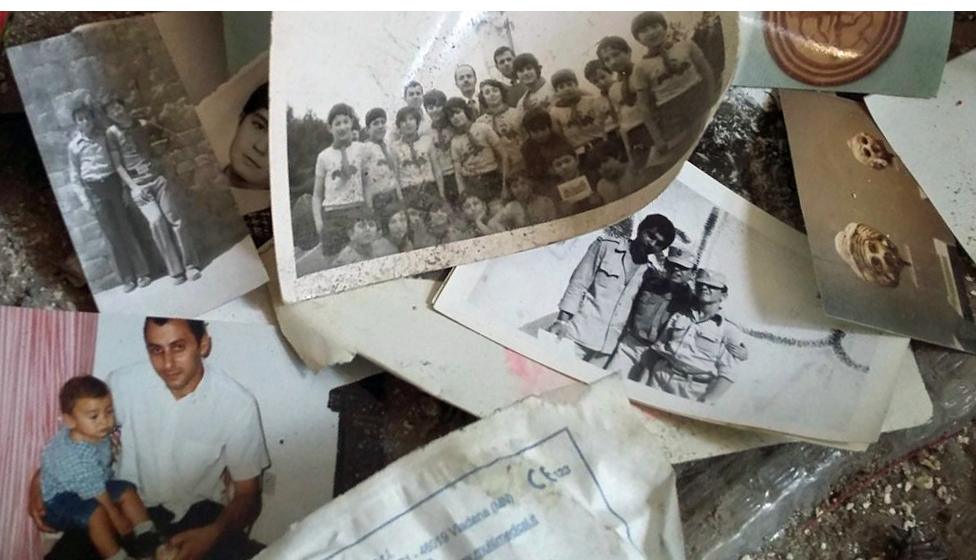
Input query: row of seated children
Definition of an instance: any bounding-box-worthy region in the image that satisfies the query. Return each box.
[320,139,646,270]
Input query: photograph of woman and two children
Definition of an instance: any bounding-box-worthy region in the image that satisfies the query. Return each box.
[272,11,735,300]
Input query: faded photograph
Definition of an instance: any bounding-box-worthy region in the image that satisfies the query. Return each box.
[8,16,267,317]
[196,53,273,253]
[3,307,372,559]
[781,91,976,354]
[272,11,737,301]
[434,165,907,443]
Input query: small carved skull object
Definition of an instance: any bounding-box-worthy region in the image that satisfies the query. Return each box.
[835,222,911,288]
[848,132,894,170]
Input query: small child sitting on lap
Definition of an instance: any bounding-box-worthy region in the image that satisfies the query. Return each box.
[41,376,161,560]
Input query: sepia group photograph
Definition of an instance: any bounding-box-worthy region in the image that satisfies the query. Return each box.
[270,11,738,301]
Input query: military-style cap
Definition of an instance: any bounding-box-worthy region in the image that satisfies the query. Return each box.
[695,268,726,289]
[665,245,695,268]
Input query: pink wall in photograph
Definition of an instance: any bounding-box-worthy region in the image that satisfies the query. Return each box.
[0,306,99,559]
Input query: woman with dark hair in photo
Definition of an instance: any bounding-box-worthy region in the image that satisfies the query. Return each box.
[445,97,508,205]
[475,79,525,172]
[383,202,415,253]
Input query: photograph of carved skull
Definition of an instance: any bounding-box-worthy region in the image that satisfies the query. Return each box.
[847,131,895,170]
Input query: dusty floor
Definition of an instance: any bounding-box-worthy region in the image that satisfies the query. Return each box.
[1,11,975,560]
[749,424,975,560]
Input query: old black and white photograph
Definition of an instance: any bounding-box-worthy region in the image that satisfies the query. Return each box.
[270,11,738,302]
[781,91,976,354]
[434,164,909,443]
[196,52,273,254]
[8,16,268,317]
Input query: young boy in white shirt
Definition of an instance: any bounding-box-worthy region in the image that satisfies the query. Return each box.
[631,11,715,161]
[362,107,401,222]
[312,103,375,257]
[548,68,613,185]
[596,36,664,170]
[391,106,444,212]
[513,53,554,113]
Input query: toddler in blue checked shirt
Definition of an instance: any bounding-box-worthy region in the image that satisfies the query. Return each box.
[40,376,161,560]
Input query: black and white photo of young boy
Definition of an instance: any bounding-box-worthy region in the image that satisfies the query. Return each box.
[272,12,736,301]
[196,53,274,252]
[434,165,909,443]
[9,16,268,317]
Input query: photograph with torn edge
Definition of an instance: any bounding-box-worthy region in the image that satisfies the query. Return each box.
[733,11,953,98]
[0,305,377,560]
[434,164,908,444]
[781,91,976,354]
[196,52,272,253]
[270,11,738,301]
[7,15,268,318]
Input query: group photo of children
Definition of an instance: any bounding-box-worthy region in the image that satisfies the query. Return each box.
[285,12,727,277]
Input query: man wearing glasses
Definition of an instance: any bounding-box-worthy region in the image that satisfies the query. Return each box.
[646,268,749,403]
[605,244,697,381]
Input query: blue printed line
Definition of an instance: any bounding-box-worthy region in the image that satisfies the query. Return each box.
[319,427,634,559]
[564,430,638,552]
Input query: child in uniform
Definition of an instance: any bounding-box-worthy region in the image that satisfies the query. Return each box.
[475,79,525,173]
[519,108,571,184]
[424,90,461,207]
[362,107,401,224]
[631,11,716,161]
[40,376,162,560]
[391,106,444,212]
[508,171,557,226]
[445,97,508,204]
[544,137,604,217]
[513,53,554,112]
[548,68,613,185]
[312,103,375,258]
[593,140,638,204]
[426,199,473,245]
[596,36,662,170]
[384,203,414,253]
[331,207,398,267]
